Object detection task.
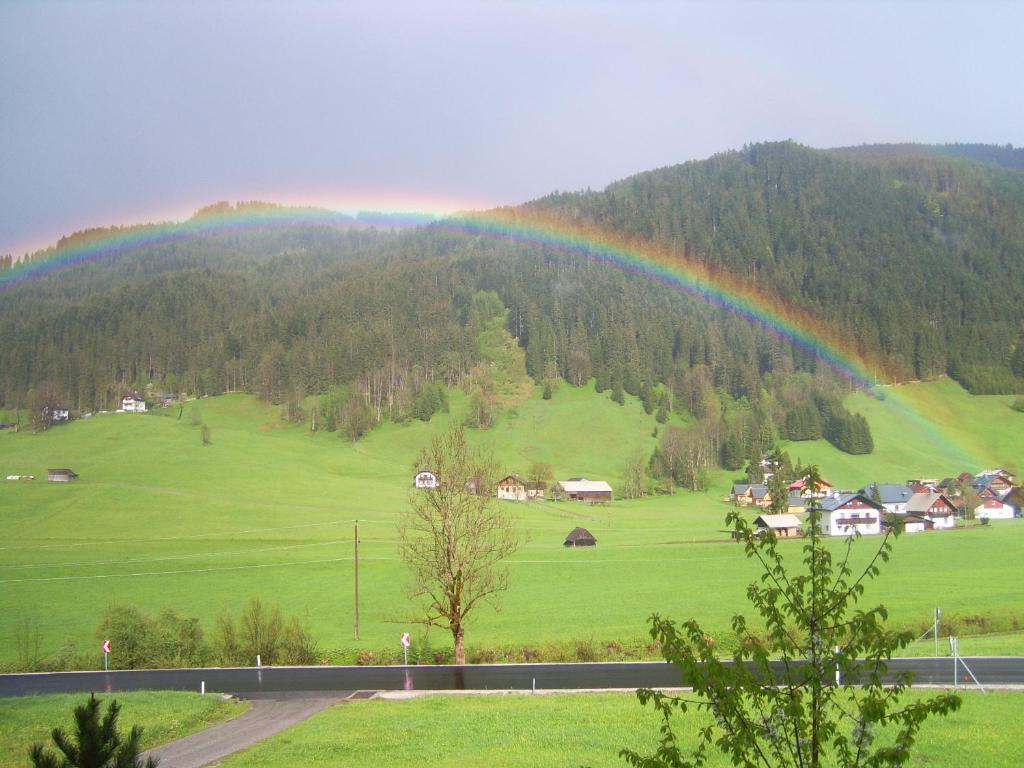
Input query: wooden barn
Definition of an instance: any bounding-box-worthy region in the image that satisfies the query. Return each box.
[564,527,597,547]
[555,478,613,503]
[47,468,78,483]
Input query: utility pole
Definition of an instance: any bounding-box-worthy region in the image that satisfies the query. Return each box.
[354,520,360,641]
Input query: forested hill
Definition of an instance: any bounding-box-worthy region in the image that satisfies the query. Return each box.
[2,142,1023,444]
[523,141,1024,391]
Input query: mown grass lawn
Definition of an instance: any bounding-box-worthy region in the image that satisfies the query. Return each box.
[216,689,1022,768]
[0,691,246,768]
[0,379,1021,666]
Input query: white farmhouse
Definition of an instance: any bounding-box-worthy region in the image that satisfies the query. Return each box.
[413,469,439,489]
[121,391,147,413]
[818,493,884,537]
[975,499,1015,520]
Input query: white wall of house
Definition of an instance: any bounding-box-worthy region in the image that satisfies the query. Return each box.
[975,502,1015,520]
[414,471,438,489]
[497,485,527,501]
[926,513,956,529]
[819,510,881,536]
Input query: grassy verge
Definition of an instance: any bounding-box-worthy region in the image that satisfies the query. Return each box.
[216,689,1021,768]
[0,691,248,768]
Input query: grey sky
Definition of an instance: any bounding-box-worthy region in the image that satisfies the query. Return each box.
[1,0,1021,255]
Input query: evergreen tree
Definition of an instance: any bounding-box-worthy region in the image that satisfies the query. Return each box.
[29,694,158,768]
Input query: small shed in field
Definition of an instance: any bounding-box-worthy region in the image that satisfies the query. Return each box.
[564,527,597,547]
[753,513,803,538]
[47,468,79,483]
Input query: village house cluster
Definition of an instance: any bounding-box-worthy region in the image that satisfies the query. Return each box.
[413,470,611,548]
[413,469,613,504]
[732,468,1019,538]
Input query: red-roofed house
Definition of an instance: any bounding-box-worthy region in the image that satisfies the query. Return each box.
[975,498,1015,520]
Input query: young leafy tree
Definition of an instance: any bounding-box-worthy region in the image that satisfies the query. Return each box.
[398,427,521,664]
[622,467,960,768]
[29,694,157,768]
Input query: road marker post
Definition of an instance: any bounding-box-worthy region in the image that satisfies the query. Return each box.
[401,632,411,665]
[101,639,111,671]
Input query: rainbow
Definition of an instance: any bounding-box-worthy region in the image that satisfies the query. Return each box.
[0,200,978,467]
[0,203,440,290]
[441,207,896,387]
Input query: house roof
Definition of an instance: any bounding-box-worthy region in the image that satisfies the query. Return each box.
[788,476,832,491]
[122,390,145,401]
[497,475,525,486]
[559,479,612,494]
[979,498,1008,508]
[821,493,884,513]
[884,512,934,528]
[733,483,769,499]
[564,526,596,543]
[861,483,914,505]
[906,492,954,514]
[903,513,933,524]
[754,514,802,529]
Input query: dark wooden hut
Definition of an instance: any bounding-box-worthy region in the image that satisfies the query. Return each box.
[47,468,79,483]
[564,527,597,547]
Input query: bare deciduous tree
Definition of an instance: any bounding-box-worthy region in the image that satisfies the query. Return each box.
[398,428,521,664]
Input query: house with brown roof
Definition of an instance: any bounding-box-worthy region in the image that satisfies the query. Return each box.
[906,492,957,529]
[496,475,528,501]
[120,391,147,413]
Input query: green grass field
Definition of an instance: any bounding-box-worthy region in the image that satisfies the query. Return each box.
[0,378,1021,667]
[214,690,1022,768]
[0,691,246,768]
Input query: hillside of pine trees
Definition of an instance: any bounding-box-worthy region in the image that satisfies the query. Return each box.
[2,141,1023,477]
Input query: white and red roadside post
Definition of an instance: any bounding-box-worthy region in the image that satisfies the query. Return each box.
[101,639,111,671]
[401,632,411,665]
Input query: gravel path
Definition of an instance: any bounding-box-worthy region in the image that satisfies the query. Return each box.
[141,692,363,768]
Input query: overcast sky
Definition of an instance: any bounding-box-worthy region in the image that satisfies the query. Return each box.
[1,0,1022,255]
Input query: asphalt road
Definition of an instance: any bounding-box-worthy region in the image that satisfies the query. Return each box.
[139,694,345,768]
[1,657,1021,698]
